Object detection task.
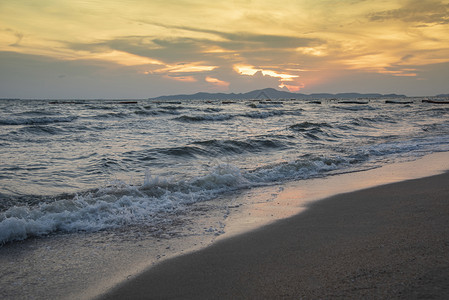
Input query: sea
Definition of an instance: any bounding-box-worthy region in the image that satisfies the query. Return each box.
[1,96,449,299]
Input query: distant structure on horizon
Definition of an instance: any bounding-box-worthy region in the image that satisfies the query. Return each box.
[149,88,407,101]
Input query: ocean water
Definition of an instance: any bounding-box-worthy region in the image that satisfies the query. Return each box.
[1,97,449,245]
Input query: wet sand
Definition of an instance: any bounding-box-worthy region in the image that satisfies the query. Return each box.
[99,171,449,299]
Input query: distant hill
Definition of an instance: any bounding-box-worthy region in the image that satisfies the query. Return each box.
[150,88,406,101]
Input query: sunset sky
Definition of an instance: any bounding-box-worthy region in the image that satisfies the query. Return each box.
[1,0,449,99]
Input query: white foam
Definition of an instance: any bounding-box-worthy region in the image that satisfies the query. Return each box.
[0,164,252,244]
[2,144,444,244]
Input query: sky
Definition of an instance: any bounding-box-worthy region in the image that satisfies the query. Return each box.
[1,0,449,99]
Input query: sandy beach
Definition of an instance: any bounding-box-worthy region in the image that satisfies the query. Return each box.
[99,171,449,299]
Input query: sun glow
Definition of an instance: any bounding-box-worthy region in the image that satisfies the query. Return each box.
[279,83,304,92]
[234,65,299,81]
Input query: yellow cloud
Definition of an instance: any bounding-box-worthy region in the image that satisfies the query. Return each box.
[161,64,216,73]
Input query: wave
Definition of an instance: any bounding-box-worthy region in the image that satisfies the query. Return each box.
[362,135,449,158]
[333,104,377,111]
[158,146,209,157]
[247,103,283,108]
[158,105,186,110]
[84,104,115,110]
[0,164,248,244]
[348,115,398,128]
[202,107,224,113]
[288,121,339,140]
[123,138,287,162]
[174,109,303,122]
[289,121,332,131]
[154,109,183,115]
[20,125,65,135]
[193,138,286,154]
[132,110,162,116]
[15,110,60,117]
[422,107,449,117]
[2,125,66,138]
[94,112,128,119]
[0,156,348,244]
[131,107,184,116]
[242,110,297,119]
[0,116,77,126]
[421,123,449,133]
[174,114,234,122]
[124,146,209,161]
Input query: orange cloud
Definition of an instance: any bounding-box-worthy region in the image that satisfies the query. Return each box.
[205,76,229,87]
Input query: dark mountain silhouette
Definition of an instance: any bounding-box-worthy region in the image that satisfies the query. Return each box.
[150,88,406,101]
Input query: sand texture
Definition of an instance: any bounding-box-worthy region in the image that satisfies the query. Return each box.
[99,172,449,299]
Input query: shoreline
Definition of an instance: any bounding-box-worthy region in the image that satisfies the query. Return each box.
[2,152,449,300]
[99,170,449,299]
[216,151,449,239]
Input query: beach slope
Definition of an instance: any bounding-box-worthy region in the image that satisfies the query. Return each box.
[99,172,449,299]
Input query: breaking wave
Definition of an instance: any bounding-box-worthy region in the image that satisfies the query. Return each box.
[0,155,350,244]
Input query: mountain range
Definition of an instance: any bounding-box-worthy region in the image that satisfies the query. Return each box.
[150,88,406,101]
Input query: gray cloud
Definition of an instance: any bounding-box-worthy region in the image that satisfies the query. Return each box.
[401,54,414,62]
[2,28,24,46]
[11,32,23,46]
[66,29,322,70]
[368,0,449,24]
[218,32,320,49]
[146,22,323,49]
[67,36,216,64]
